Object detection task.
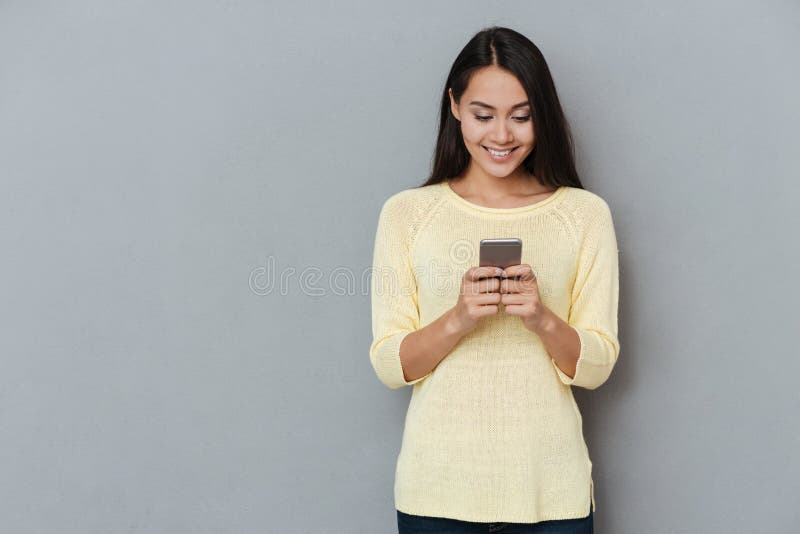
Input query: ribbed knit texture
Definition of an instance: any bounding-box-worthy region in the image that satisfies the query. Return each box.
[369,180,620,523]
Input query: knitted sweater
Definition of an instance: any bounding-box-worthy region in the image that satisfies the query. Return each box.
[368,180,620,523]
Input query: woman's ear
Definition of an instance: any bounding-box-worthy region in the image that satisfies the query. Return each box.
[448,88,461,122]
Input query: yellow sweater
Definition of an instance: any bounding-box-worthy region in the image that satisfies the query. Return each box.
[369,180,620,523]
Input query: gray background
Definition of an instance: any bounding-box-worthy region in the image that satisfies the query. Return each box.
[1,1,798,532]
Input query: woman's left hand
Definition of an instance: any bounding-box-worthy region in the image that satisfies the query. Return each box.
[498,263,550,334]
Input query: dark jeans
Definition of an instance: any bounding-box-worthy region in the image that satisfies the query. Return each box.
[396,503,593,534]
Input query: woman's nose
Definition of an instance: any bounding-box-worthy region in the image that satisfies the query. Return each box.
[491,121,513,143]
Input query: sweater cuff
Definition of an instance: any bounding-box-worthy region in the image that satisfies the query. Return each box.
[372,330,432,389]
[551,325,617,390]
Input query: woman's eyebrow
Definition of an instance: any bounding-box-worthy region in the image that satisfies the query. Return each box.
[468,100,530,110]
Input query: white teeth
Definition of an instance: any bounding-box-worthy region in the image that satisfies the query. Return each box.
[487,147,513,156]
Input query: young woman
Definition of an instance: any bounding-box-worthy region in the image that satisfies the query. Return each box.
[369,26,619,533]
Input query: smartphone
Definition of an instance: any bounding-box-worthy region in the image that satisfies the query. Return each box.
[479,238,522,275]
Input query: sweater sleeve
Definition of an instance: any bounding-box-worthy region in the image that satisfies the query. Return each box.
[368,196,432,389]
[551,198,621,390]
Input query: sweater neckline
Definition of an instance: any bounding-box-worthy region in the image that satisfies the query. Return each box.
[439,180,567,214]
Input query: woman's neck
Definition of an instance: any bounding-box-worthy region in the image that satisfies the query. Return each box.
[448,169,557,209]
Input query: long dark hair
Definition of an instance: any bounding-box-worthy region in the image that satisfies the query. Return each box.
[420,26,584,190]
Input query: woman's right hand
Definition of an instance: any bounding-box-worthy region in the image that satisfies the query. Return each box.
[449,266,504,336]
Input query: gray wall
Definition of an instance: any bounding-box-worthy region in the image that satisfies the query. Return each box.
[1,1,798,532]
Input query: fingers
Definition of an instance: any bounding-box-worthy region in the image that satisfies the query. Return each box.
[498,292,525,304]
[501,264,536,281]
[460,278,501,298]
[472,277,501,294]
[473,304,499,317]
[468,293,502,317]
[462,265,538,297]
[473,291,502,305]
[463,267,503,295]
[467,266,504,282]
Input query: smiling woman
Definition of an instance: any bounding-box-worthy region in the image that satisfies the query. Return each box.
[450,70,536,172]
[369,25,618,534]
[424,26,584,200]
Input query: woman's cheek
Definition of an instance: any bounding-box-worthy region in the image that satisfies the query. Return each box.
[462,122,486,146]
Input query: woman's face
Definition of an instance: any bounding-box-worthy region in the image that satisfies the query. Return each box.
[449,66,535,179]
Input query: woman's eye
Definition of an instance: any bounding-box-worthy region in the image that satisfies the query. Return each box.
[473,115,531,123]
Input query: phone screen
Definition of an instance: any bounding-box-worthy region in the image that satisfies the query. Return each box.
[479,238,522,271]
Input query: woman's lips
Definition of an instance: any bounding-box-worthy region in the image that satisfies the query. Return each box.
[482,145,518,162]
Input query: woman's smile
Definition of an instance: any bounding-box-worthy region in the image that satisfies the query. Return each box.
[482,145,519,162]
